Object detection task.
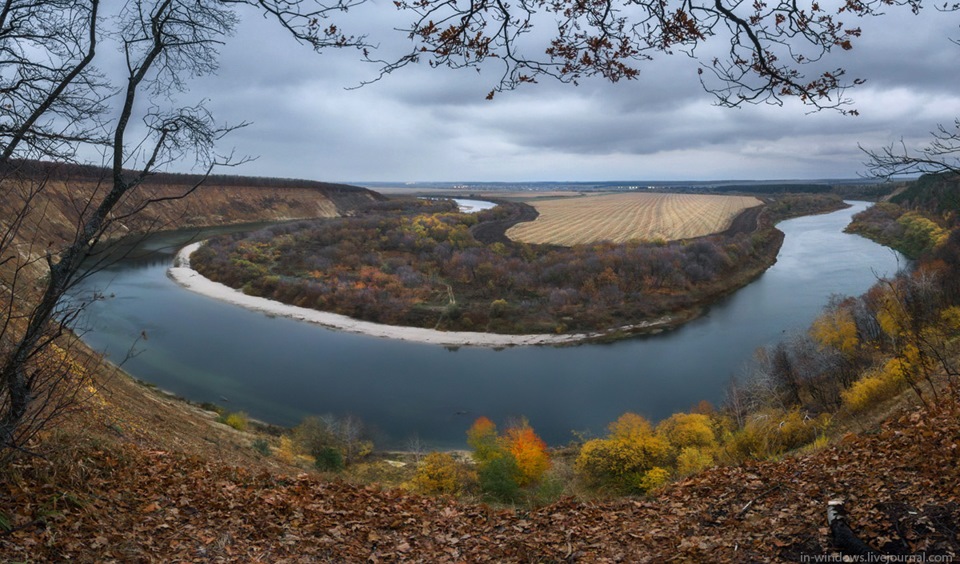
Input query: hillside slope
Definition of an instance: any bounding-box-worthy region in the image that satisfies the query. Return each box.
[1,370,957,561]
[890,173,960,221]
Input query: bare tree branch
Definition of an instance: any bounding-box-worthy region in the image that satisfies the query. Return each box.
[862,120,960,179]
[0,0,364,460]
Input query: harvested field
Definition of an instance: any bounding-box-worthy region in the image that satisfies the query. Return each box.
[506,192,763,246]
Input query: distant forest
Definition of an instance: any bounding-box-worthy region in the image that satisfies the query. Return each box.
[372,180,897,202]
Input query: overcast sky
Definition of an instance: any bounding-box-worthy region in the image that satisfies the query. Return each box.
[179,3,960,184]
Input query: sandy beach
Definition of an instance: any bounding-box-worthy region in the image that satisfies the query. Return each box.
[168,242,674,347]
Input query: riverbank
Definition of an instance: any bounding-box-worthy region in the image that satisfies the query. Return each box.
[169,242,679,347]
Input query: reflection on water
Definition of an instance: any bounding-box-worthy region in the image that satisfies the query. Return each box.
[73,202,903,448]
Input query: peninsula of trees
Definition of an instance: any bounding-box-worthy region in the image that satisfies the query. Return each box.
[190,194,846,337]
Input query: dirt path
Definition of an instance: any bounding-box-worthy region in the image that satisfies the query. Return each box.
[470,201,538,244]
[721,204,764,236]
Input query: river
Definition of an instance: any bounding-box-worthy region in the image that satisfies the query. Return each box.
[70,201,904,448]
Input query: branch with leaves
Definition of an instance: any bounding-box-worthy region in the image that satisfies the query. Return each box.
[376,0,920,108]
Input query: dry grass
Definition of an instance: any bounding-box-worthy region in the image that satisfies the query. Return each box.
[506,192,762,246]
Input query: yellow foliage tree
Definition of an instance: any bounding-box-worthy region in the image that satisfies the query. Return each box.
[810,306,859,354]
[897,212,949,256]
[275,435,299,465]
[655,413,717,450]
[409,452,468,495]
[466,416,500,464]
[876,283,909,340]
[676,446,714,475]
[940,306,960,331]
[575,413,671,493]
[608,412,655,440]
[638,467,671,492]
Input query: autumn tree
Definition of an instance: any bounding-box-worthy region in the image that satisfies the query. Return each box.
[810,301,860,356]
[502,419,550,486]
[735,323,868,414]
[466,416,551,502]
[466,416,500,463]
[575,413,672,494]
[409,452,471,495]
[0,0,365,461]
[874,264,960,405]
[656,412,718,476]
[804,296,883,406]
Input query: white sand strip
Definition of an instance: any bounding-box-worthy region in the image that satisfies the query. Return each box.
[168,242,673,347]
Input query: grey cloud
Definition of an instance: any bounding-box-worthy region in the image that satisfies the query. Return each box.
[167,3,960,182]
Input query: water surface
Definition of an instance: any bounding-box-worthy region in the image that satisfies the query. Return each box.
[72,202,903,448]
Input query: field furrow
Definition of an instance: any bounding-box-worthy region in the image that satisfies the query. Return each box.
[506,193,762,246]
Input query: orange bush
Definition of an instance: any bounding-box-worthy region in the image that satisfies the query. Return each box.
[502,423,550,486]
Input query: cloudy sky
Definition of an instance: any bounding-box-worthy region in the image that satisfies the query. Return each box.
[180,2,960,184]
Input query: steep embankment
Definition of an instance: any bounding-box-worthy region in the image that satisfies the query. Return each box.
[0,160,382,254]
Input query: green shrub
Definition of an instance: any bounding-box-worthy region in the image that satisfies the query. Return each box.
[291,414,373,466]
[251,438,271,456]
[313,447,345,472]
[532,473,566,506]
[478,455,523,503]
[292,416,337,455]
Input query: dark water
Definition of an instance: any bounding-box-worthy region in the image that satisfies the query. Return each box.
[71,202,903,448]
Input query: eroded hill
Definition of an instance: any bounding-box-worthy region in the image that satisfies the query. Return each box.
[0,160,383,253]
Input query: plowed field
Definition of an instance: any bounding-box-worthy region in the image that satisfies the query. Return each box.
[506,192,762,245]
